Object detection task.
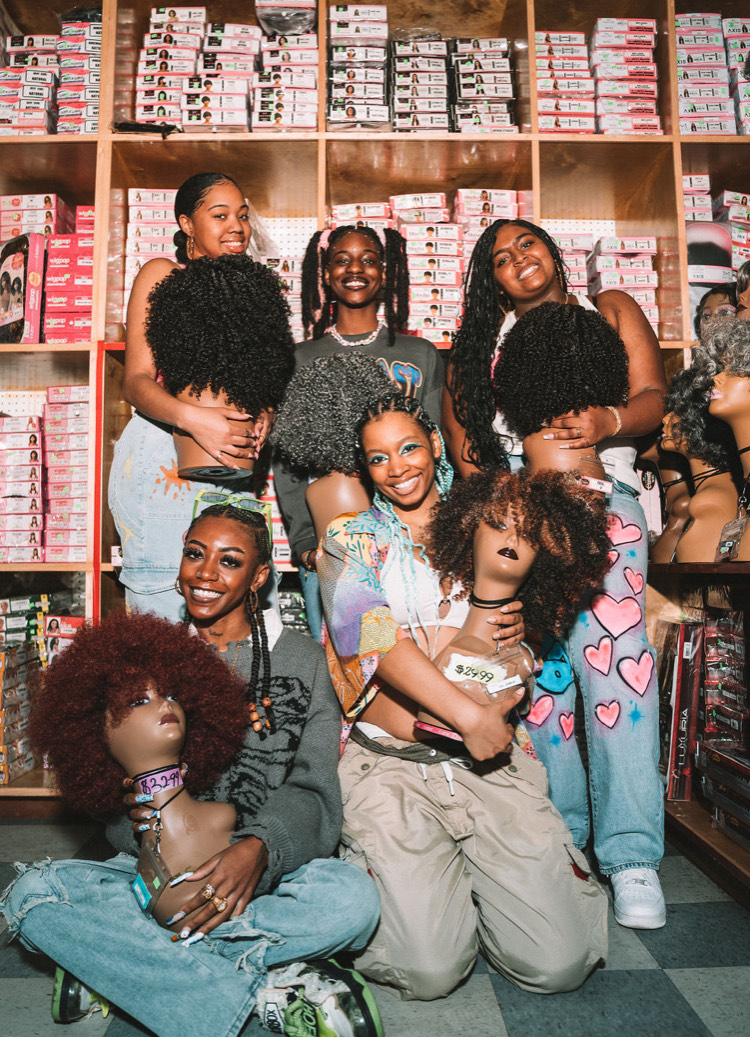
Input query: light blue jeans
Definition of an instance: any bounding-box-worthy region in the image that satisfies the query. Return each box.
[1,854,379,1037]
[297,568,324,642]
[108,413,279,620]
[526,483,664,875]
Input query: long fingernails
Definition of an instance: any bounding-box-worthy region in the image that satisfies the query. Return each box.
[135,794,153,803]
[166,911,185,925]
[182,932,204,946]
[137,824,151,832]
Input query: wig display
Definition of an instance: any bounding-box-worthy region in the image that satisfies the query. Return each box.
[665,363,742,483]
[300,225,409,348]
[144,253,295,416]
[29,612,247,815]
[492,301,629,440]
[427,468,611,638]
[448,219,569,470]
[272,351,396,476]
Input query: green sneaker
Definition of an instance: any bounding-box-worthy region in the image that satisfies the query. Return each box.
[257,958,383,1037]
[51,967,110,1024]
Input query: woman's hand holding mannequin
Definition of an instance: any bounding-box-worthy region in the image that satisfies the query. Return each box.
[179,402,256,464]
[169,837,269,938]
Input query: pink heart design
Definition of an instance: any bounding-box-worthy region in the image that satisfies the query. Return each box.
[624,567,644,594]
[583,635,613,676]
[617,651,654,696]
[607,549,619,568]
[595,700,621,729]
[559,713,575,740]
[607,514,642,546]
[591,593,641,639]
[525,694,554,727]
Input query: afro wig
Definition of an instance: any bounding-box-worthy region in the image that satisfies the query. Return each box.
[427,468,611,636]
[272,351,398,475]
[492,301,629,440]
[145,253,295,416]
[705,315,750,377]
[29,612,247,815]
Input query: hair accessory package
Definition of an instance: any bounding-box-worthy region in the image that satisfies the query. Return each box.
[0,233,45,343]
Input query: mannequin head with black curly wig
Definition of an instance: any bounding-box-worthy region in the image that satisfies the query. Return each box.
[300,225,409,349]
[427,468,611,637]
[144,253,295,418]
[28,612,247,814]
[664,360,742,484]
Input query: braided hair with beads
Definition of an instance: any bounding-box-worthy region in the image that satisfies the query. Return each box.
[448,219,569,472]
[300,225,409,348]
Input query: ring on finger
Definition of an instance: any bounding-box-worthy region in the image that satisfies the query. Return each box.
[576,428,582,438]
[212,895,228,913]
[201,884,216,901]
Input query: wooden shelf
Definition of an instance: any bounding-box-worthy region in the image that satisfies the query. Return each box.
[0,766,59,798]
[666,800,750,909]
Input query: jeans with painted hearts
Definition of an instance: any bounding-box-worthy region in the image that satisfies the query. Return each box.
[526,482,664,875]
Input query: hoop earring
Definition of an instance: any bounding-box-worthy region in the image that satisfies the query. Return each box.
[187,235,195,261]
[175,578,184,597]
[247,589,259,614]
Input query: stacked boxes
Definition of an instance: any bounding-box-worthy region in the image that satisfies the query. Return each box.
[0,415,45,562]
[43,384,89,562]
[56,17,101,134]
[392,37,450,133]
[188,22,259,131]
[0,192,74,240]
[252,27,319,130]
[269,254,304,340]
[591,17,662,134]
[0,640,41,783]
[553,233,595,293]
[136,6,202,121]
[328,5,389,128]
[1,34,59,135]
[712,187,750,272]
[535,29,596,133]
[675,13,734,134]
[452,37,518,133]
[43,231,95,343]
[587,235,660,331]
[682,172,713,222]
[725,18,750,133]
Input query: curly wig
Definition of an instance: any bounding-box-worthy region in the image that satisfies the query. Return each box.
[737,259,750,299]
[145,253,295,415]
[300,225,409,348]
[448,219,569,470]
[492,301,629,440]
[693,284,737,339]
[173,171,241,265]
[272,351,396,474]
[426,469,611,636]
[28,612,247,815]
[665,364,742,481]
[705,316,750,376]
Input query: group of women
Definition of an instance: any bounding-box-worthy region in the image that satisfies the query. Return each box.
[2,170,678,1036]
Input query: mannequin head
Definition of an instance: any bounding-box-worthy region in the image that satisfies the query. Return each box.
[707,318,750,423]
[427,468,611,636]
[694,284,737,339]
[664,362,741,482]
[736,260,750,320]
[492,302,629,441]
[29,613,247,814]
[272,352,396,476]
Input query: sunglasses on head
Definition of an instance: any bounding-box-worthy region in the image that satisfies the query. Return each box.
[191,490,273,545]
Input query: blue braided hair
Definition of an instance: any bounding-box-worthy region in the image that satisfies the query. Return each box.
[355,393,454,652]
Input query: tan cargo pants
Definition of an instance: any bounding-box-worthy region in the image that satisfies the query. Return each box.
[339,735,608,1000]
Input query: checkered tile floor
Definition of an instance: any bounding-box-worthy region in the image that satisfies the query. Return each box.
[1,819,749,1037]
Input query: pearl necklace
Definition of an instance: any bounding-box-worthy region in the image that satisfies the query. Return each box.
[329,320,385,348]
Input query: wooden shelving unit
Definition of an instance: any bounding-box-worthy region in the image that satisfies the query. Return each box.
[2,0,749,883]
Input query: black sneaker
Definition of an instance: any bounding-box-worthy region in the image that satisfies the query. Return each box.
[51,967,110,1023]
[257,958,383,1037]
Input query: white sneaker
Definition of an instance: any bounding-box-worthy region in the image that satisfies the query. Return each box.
[611,867,666,929]
[256,959,383,1037]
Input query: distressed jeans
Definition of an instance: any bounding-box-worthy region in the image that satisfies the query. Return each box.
[1,854,379,1037]
[525,483,665,875]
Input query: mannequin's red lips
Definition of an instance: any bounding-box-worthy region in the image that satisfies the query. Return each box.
[160,714,179,725]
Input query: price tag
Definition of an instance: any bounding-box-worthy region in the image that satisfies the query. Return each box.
[443,653,522,695]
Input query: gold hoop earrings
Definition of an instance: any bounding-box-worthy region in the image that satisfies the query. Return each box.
[175,578,184,597]
[187,235,195,261]
[248,589,259,614]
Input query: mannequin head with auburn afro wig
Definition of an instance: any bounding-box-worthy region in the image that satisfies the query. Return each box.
[29,612,247,815]
[426,468,611,636]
